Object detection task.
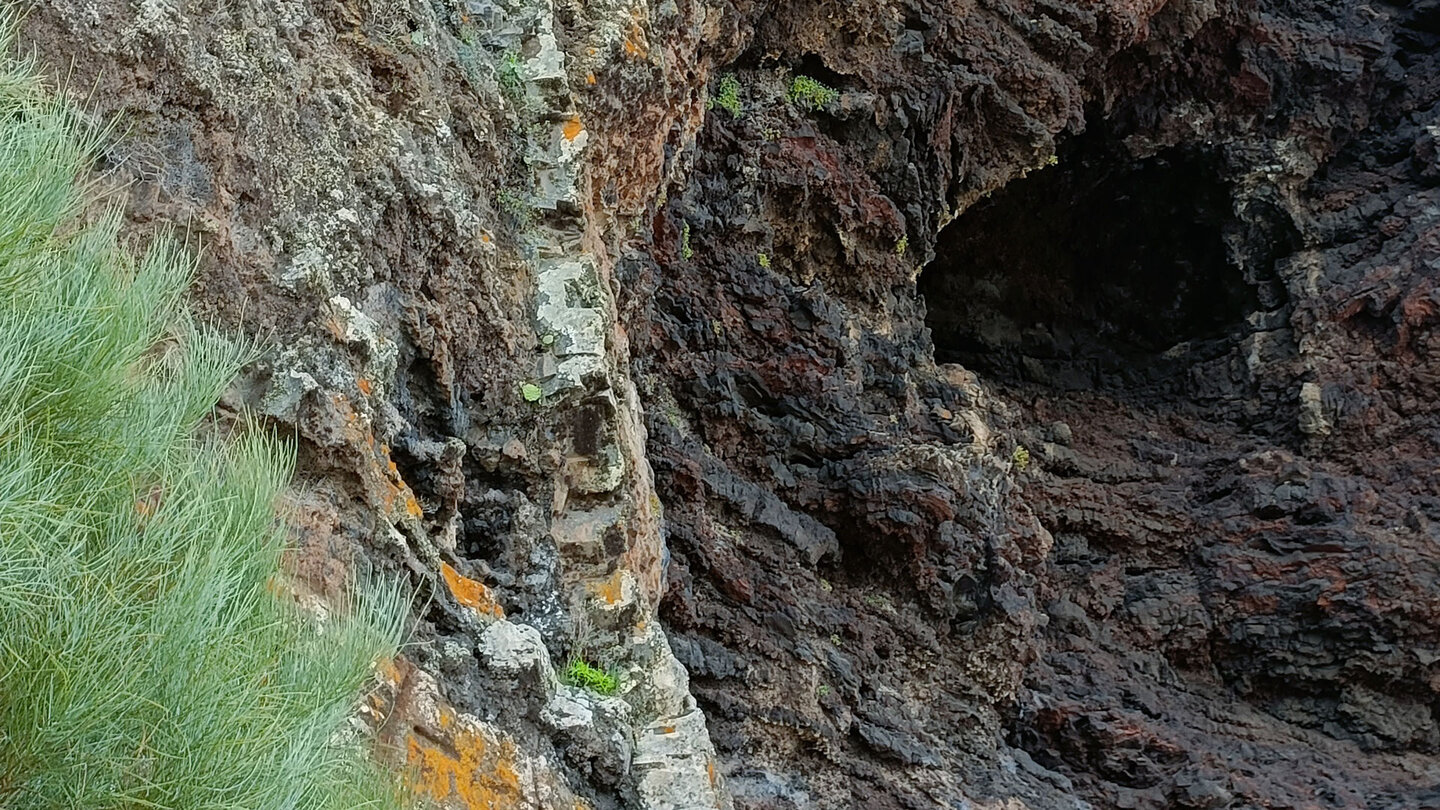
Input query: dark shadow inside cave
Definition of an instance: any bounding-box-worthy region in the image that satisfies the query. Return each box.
[920,130,1264,396]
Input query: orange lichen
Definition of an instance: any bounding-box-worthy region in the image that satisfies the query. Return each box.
[585,72,596,85]
[376,657,403,686]
[320,386,437,526]
[441,562,504,618]
[622,18,649,58]
[562,116,584,142]
[588,569,626,605]
[357,377,374,395]
[323,314,347,342]
[404,722,525,809]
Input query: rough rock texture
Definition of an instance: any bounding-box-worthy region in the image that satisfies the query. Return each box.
[629,0,1440,807]
[21,0,724,805]
[17,0,1440,806]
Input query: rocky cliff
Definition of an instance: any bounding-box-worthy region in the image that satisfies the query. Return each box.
[19,0,1440,806]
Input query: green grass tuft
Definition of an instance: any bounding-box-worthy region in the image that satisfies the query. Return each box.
[564,659,619,696]
[0,16,409,809]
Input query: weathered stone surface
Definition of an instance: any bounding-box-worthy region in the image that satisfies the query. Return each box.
[619,0,1440,807]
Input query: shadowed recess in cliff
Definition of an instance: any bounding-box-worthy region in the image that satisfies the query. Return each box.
[920,131,1262,396]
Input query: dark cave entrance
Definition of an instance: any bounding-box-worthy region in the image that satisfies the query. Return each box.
[920,131,1267,396]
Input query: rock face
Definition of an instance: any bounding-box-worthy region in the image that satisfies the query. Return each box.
[632,0,1440,806]
[18,0,1440,806]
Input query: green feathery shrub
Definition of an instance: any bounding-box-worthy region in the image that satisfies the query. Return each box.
[0,17,409,809]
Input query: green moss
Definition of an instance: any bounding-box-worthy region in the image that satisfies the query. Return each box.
[787,75,839,111]
[894,235,909,255]
[521,383,543,402]
[681,221,694,261]
[757,252,770,269]
[707,74,743,119]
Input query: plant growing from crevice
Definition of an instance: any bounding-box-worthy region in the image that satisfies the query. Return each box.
[564,659,620,696]
[707,74,743,119]
[1012,445,1031,471]
[681,221,694,260]
[498,49,527,109]
[496,187,536,226]
[788,75,838,111]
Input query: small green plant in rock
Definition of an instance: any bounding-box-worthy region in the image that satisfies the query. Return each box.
[707,74,743,119]
[521,382,543,402]
[1012,445,1031,471]
[498,50,527,108]
[681,221,694,260]
[788,75,839,110]
[757,252,771,269]
[565,659,619,696]
[895,235,909,255]
[496,187,534,224]
[816,684,832,698]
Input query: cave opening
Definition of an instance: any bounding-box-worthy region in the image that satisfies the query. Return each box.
[920,129,1265,398]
